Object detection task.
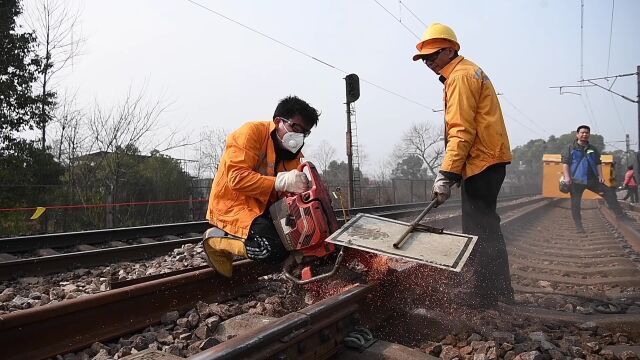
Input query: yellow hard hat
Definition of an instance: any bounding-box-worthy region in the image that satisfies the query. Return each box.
[412,23,460,61]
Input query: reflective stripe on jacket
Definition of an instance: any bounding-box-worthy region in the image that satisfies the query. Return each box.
[439,56,512,179]
[206,121,302,238]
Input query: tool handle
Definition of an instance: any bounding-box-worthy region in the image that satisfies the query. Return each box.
[392,199,439,249]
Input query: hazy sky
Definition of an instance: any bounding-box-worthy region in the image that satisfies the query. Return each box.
[28,0,640,174]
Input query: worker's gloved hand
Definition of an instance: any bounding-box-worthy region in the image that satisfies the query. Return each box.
[275,170,309,194]
[432,173,456,206]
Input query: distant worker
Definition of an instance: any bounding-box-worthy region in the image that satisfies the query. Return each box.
[561,125,625,233]
[623,165,638,203]
[203,96,319,277]
[412,23,514,309]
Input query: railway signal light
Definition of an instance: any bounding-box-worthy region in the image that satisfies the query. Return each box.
[345,74,360,103]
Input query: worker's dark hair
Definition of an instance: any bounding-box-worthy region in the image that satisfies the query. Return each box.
[577,125,590,133]
[628,165,634,171]
[273,96,320,127]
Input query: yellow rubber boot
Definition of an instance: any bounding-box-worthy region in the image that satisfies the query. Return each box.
[203,237,247,278]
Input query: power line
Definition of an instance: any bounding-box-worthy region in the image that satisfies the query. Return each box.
[183,0,437,111]
[606,0,615,76]
[184,0,344,73]
[605,143,623,151]
[580,0,584,81]
[399,1,427,27]
[499,95,550,136]
[603,0,627,133]
[582,87,599,132]
[551,73,638,103]
[371,0,420,40]
[609,92,627,132]
[603,0,628,133]
[502,113,547,138]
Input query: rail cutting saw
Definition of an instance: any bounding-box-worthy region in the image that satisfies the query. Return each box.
[270,161,477,284]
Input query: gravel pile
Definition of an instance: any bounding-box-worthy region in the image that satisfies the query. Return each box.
[0,243,209,315]
[420,310,639,360]
[54,275,305,359]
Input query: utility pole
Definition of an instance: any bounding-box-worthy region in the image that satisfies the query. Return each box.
[626,134,630,166]
[636,66,639,184]
[344,74,360,207]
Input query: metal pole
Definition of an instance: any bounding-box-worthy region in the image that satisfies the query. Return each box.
[626,134,630,166]
[346,101,354,207]
[633,65,640,191]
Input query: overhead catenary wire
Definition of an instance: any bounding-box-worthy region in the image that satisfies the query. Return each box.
[499,94,550,136]
[606,0,615,77]
[399,0,427,27]
[580,0,585,81]
[371,0,420,40]
[502,113,547,139]
[582,87,600,132]
[578,0,599,133]
[604,0,627,133]
[604,141,625,152]
[183,0,437,112]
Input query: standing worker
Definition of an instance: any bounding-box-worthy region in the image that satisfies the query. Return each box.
[412,23,514,309]
[623,165,638,203]
[561,125,625,232]
[203,96,320,277]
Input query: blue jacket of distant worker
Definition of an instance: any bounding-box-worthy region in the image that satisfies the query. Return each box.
[561,141,601,185]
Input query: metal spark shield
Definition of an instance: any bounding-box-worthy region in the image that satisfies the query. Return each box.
[326,213,477,272]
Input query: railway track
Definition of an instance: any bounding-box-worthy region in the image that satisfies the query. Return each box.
[2,196,639,360]
[506,199,640,314]
[0,195,533,280]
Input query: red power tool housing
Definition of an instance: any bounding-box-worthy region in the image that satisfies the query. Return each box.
[270,161,341,283]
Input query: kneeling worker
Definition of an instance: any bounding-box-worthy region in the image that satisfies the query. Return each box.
[203,96,320,277]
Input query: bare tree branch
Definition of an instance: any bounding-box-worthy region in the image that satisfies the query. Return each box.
[311,140,337,174]
[193,127,228,178]
[25,0,84,149]
[394,121,445,178]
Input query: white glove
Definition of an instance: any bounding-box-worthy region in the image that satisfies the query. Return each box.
[275,170,309,194]
[432,173,456,206]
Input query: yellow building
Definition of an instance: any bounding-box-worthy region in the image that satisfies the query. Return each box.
[542,154,615,199]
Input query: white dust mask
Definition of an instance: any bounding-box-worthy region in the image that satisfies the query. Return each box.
[281,131,305,153]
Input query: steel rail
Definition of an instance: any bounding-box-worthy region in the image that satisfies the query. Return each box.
[0,260,281,360]
[191,197,640,360]
[0,221,208,253]
[0,194,546,360]
[190,284,375,360]
[0,237,201,280]
[598,201,640,253]
[0,194,534,253]
[0,195,541,280]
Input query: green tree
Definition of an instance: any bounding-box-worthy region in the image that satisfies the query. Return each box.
[65,148,192,229]
[391,154,428,179]
[510,131,606,187]
[25,0,82,149]
[321,160,350,188]
[0,140,64,236]
[0,0,42,145]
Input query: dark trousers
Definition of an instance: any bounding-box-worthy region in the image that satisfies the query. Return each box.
[245,215,289,264]
[460,164,514,304]
[623,186,638,203]
[569,181,623,227]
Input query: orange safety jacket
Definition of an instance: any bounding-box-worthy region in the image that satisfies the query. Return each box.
[206,121,303,239]
[439,56,512,179]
